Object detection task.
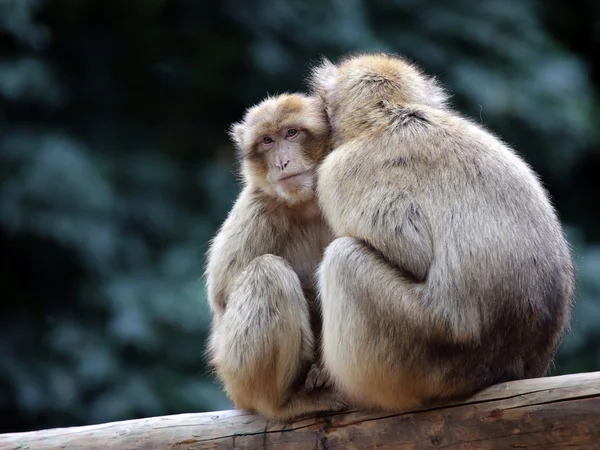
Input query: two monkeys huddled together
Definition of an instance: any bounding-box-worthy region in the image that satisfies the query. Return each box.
[205,53,575,421]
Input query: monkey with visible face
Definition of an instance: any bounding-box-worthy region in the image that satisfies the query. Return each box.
[205,93,344,420]
[307,53,575,411]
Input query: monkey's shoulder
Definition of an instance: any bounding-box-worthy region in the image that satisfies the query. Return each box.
[378,102,432,130]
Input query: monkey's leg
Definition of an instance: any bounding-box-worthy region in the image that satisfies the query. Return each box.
[209,254,346,421]
[317,236,430,410]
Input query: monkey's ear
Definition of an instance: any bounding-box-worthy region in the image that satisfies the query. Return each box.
[228,121,247,161]
[229,121,245,149]
[310,57,339,101]
[425,76,450,109]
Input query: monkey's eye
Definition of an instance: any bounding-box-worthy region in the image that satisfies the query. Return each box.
[286,128,298,138]
[261,136,274,145]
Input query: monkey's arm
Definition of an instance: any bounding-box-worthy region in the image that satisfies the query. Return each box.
[316,143,433,283]
[205,188,278,315]
[316,142,480,341]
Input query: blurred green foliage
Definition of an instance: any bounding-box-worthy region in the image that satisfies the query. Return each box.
[0,0,599,433]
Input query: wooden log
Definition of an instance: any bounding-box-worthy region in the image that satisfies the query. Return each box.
[1,371,599,449]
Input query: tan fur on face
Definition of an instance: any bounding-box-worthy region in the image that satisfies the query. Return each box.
[229,93,330,204]
[232,95,328,149]
[306,52,575,412]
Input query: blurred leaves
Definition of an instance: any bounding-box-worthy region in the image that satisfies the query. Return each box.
[0,0,598,432]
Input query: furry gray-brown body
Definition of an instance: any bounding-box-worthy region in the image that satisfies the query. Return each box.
[310,53,575,410]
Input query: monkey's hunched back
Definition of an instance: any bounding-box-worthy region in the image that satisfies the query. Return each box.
[311,53,575,409]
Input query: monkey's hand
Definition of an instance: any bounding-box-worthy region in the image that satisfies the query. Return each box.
[303,363,334,393]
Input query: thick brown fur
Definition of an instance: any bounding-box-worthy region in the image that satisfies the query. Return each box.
[205,93,345,420]
[309,52,576,411]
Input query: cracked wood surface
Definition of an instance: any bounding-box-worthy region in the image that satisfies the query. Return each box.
[1,371,599,449]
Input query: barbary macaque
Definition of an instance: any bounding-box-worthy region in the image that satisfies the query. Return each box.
[307,52,575,411]
[205,93,345,420]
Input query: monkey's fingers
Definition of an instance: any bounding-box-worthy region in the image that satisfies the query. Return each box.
[303,363,334,393]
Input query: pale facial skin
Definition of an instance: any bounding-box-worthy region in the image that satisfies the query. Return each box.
[257,126,317,204]
[231,93,330,209]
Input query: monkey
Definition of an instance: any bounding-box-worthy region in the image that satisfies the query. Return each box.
[305,52,575,412]
[204,93,346,420]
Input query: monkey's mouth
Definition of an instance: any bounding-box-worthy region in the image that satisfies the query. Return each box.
[277,171,312,189]
[278,171,309,182]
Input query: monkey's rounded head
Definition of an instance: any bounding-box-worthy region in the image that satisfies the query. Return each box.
[309,52,449,126]
[229,93,330,205]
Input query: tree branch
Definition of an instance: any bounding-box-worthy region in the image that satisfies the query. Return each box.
[1,372,599,449]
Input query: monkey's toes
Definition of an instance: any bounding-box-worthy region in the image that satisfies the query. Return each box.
[330,395,348,412]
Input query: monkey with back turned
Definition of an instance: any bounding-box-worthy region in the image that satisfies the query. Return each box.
[307,52,575,411]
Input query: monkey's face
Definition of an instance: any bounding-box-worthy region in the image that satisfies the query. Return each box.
[230,94,330,205]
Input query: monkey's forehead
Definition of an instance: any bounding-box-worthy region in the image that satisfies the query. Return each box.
[238,95,328,147]
[246,94,314,125]
[243,96,327,138]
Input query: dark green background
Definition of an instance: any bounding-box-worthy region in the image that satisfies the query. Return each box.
[1,0,599,433]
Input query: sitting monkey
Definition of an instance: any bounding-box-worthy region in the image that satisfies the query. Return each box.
[306,52,575,412]
[205,93,345,420]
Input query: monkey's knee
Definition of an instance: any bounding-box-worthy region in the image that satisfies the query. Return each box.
[320,236,364,278]
[318,237,369,307]
[229,254,305,310]
[248,253,289,270]
[244,254,292,282]
[247,254,300,287]
[225,254,309,336]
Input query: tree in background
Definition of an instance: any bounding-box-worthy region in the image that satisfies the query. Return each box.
[0,0,598,433]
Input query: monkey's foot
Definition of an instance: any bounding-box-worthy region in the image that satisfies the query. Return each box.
[283,388,348,421]
[327,393,348,413]
[303,363,334,393]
